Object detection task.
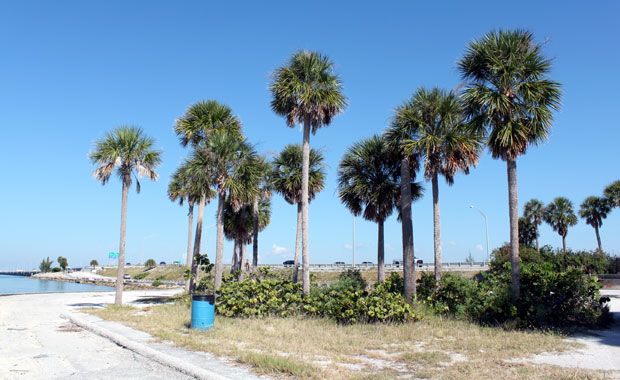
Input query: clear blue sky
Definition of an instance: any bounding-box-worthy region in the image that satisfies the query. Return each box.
[1,1,619,270]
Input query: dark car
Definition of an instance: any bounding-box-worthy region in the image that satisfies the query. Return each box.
[283,260,295,267]
[361,261,373,265]
[416,259,424,267]
[334,261,345,265]
[159,261,166,265]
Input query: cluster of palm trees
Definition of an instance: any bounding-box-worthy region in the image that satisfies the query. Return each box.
[521,179,620,253]
[336,29,561,300]
[92,28,566,305]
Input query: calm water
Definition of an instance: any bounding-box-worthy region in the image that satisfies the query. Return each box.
[0,274,113,295]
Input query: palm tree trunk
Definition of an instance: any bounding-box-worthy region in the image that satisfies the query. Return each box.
[562,234,567,253]
[252,198,259,270]
[115,178,130,306]
[595,225,602,252]
[432,171,442,282]
[400,158,415,303]
[185,202,194,293]
[214,191,226,291]
[535,224,540,252]
[189,194,206,293]
[293,202,302,284]
[239,241,247,281]
[378,219,385,283]
[301,115,311,296]
[507,159,520,299]
[231,240,239,274]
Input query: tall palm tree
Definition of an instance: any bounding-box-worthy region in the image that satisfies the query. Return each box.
[89,126,162,306]
[174,100,242,147]
[174,100,241,293]
[202,132,261,291]
[338,135,423,283]
[543,197,578,252]
[397,87,483,282]
[184,149,216,293]
[167,163,200,293]
[385,114,422,303]
[458,29,562,299]
[579,196,611,252]
[523,199,545,252]
[270,50,347,295]
[225,198,271,277]
[271,145,326,283]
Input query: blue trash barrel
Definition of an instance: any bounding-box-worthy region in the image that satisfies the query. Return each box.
[191,294,215,330]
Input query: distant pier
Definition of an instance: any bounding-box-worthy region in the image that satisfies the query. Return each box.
[0,270,41,277]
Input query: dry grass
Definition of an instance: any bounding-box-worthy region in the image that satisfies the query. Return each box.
[90,301,610,380]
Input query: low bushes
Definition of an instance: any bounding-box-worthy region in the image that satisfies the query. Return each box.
[216,270,417,324]
[420,263,610,328]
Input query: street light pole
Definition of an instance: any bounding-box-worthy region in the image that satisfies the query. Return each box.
[352,216,356,268]
[470,205,490,262]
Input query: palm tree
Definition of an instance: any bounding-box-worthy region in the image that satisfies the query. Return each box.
[271,145,326,283]
[523,199,545,252]
[270,50,347,295]
[604,180,620,209]
[518,217,537,248]
[174,100,242,147]
[202,132,261,291]
[457,29,562,299]
[385,113,422,303]
[543,197,578,252]
[338,135,423,283]
[396,87,483,282]
[89,126,162,305]
[168,163,201,293]
[225,198,271,277]
[579,196,611,252]
[174,100,240,293]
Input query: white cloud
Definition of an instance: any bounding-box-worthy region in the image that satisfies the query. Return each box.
[447,241,457,246]
[345,242,364,250]
[344,243,352,250]
[386,243,395,251]
[475,244,484,252]
[270,244,290,256]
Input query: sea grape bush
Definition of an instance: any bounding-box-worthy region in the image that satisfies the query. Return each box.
[216,269,417,324]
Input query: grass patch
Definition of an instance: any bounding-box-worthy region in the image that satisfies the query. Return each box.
[87,300,611,380]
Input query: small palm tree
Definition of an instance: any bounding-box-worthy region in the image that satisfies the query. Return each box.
[458,29,562,298]
[338,135,423,283]
[523,199,545,252]
[144,258,157,268]
[168,163,202,292]
[270,50,347,295]
[579,196,611,252]
[202,132,261,291]
[271,145,326,283]
[89,126,162,305]
[251,156,272,270]
[543,197,578,252]
[397,87,483,281]
[225,198,271,278]
[518,217,537,248]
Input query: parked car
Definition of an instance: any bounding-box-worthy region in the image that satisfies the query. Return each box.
[123,274,131,280]
[283,260,295,267]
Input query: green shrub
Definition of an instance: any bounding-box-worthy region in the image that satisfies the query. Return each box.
[51,267,62,273]
[134,272,148,280]
[416,272,436,301]
[151,280,164,287]
[335,269,367,292]
[217,278,303,318]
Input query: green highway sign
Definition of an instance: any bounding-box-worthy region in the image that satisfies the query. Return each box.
[108,252,119,258]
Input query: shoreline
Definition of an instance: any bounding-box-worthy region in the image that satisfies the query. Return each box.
[31,271,182,290]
